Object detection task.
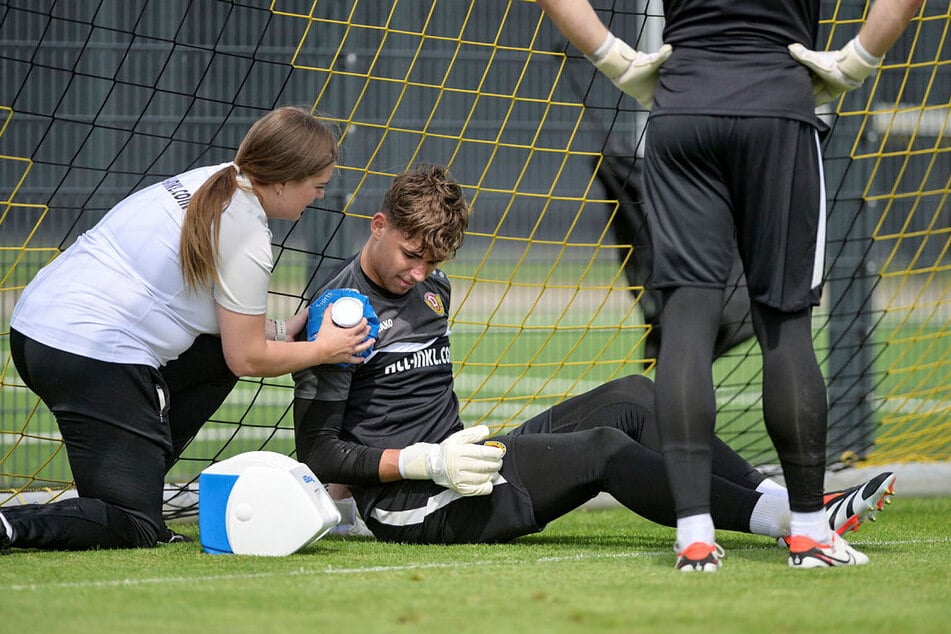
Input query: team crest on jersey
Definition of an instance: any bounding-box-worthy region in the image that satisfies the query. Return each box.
[423,292,445,316]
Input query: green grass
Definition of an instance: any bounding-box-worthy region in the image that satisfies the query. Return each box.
[1,497,949,633]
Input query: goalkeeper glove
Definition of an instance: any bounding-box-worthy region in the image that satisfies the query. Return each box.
[788,37,883,106]
[587,32,672,109]
[398,425,505,497]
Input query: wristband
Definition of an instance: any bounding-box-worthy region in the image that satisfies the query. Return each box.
[851,35,883,66]
[273,319,287,342]
[586,32,615,65]
[398,443,434,480]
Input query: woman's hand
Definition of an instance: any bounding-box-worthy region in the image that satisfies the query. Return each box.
[218,304,371,377]
[311,305,375,366]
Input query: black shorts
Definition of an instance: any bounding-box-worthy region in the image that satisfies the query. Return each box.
[643,115,824,311]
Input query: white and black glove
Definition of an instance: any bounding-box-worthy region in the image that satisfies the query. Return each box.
[587,32,672,109]
[788,36,883,106]
[398,425,505,497]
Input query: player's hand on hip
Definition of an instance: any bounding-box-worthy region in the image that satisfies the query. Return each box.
[788,37,881,106]
[588,33,672,109]
[398,425,505,496]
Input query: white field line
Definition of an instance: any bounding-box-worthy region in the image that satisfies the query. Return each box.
[4,536,949,592]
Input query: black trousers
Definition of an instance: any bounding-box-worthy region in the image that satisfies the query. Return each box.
[506,374,765,530]
[364,375,766,544]
[6,330,236,550]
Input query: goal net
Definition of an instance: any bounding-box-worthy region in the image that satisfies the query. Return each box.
[1,0,948,517]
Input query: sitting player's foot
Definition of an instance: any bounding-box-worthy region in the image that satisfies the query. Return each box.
[675,541,724,573]
[825,471,896,536]
[784,533,869,568]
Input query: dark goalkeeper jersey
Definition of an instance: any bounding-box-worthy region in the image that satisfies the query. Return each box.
[653,0,820,125]
[293,254,462,483]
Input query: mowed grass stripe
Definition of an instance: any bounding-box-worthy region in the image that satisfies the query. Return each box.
[5,536,949,593]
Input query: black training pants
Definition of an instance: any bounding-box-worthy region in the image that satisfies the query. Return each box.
[6,330,236,550]
[366,374,766,544]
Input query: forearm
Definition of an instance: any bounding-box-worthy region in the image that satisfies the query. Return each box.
[858,0,923,57]
[225,335,335,378]
[295,397,399,485]
[538,0,671,109]
[295,398,389,484]
[536,0,609,55]
[218,304,369,377]
[311,439,388,485]
[379,448,402,482]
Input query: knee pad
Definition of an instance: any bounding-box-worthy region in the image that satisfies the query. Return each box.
[199,451,341,556]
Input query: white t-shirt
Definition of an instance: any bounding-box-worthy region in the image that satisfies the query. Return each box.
[11,163,273,368]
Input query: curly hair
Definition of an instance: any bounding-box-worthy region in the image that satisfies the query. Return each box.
[380,164,470,261]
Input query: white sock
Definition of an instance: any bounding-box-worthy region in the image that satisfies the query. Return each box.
[790,510,831,542]
[676,513,715,547]
[749,493,790,538]
[0,511,14,544]
[755,478,787,496]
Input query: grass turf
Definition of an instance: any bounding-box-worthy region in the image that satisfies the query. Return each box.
[1,496,948,633]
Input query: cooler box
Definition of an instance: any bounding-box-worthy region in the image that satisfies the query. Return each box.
[199,451,341,556]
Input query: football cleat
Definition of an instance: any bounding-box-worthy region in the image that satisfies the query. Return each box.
[784,533,869,568]
[825,471,896,536]
[675,541,724,573]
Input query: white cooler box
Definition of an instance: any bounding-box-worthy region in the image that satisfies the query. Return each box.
[198,451,341,556]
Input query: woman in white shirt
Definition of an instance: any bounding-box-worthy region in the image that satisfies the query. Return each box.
[1,106,372,551]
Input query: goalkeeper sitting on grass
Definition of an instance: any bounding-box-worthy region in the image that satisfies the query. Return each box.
[289,164,895,553]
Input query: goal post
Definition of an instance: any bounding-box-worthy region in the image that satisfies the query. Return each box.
[1,1,948,517]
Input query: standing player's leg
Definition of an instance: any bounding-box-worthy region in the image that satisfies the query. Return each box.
[751,303,827,516]
[751,302,868,566]
[653,286,725,551]
[642,114,742,569]
[731,119,828,518]
[733,119,867,566]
